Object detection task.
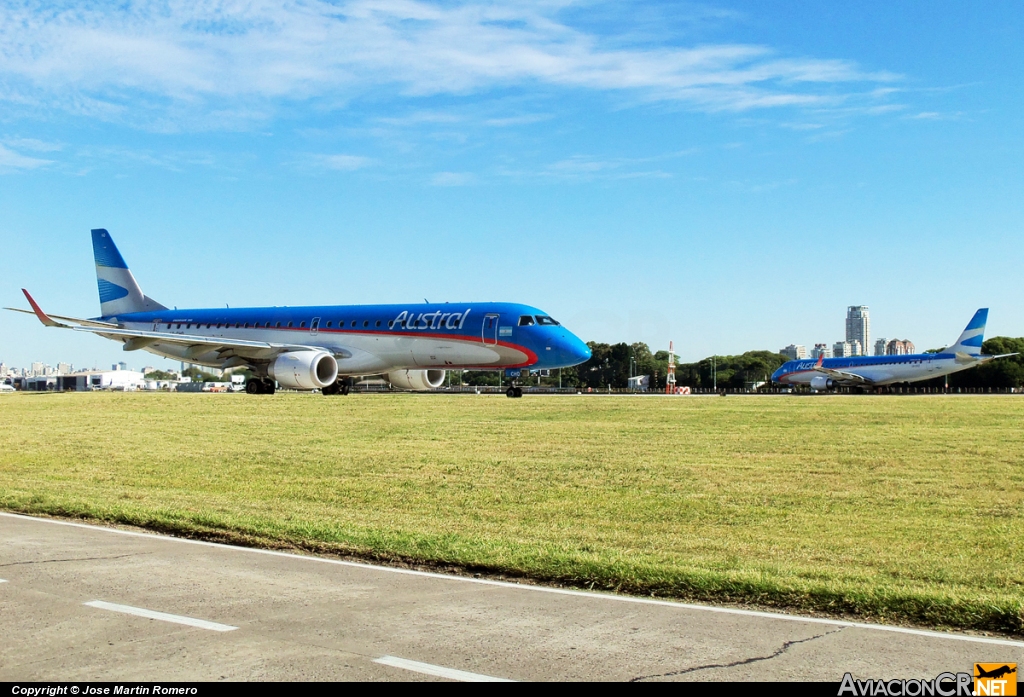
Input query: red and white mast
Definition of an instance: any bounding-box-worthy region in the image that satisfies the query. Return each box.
[665,341,676,394]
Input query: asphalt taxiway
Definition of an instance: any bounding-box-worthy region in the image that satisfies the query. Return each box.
[1,512,1021,681]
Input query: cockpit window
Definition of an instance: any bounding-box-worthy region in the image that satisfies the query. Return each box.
[518,315,535,326]
[536,315,560,326]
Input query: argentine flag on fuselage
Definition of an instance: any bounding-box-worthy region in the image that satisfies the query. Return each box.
[91,229,167,317]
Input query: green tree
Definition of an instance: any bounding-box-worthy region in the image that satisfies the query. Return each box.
[182,366,221,383]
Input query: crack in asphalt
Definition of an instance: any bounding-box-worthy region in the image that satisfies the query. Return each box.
[0,553,143,567]
[629,628,845,682]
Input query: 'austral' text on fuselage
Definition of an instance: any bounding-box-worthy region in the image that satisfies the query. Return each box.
[392,309,470,331]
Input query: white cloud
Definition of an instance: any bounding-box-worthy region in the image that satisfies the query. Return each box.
[484,114,553,127]
[0,144,52,171]
[310,154,373,171]
[499,150,688,181]
[3,137,62,152]
[431,171,474,186]
[0,1,900,129]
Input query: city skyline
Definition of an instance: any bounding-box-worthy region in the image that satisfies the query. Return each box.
[782,305,920,360]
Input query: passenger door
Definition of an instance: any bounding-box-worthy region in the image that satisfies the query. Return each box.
[482,314,499,346]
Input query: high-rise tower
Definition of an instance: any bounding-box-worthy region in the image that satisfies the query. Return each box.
[846,306,870,357]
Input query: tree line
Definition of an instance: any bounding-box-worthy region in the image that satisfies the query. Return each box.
[163,336,1024,390]
[462,337,1024,389]
[463,342,788,389]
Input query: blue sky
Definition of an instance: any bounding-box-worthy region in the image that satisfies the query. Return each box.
[2,0,1022,369]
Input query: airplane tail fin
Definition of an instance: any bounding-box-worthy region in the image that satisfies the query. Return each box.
[944,308,987,356]
[91,229,167,317]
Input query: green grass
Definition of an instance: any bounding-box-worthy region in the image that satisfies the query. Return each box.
[1,392,1022,633]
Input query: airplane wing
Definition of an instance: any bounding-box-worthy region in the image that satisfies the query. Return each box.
[804,354,874,385]
[815,366,875,385]
[4,306,118,329]
[7,289,341,363]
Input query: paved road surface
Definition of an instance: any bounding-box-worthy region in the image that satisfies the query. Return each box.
[1,512,1020,682]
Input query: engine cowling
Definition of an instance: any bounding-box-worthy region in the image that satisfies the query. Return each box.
[269,350,338,390]
[809,375,836,391]
[388,369,445,391]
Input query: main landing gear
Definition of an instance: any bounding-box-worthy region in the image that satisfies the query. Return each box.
[245,378,276,395]
[321,378,351,396]
[506,385,523,398]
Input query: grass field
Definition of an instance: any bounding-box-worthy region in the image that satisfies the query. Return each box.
[1,392,1022,634]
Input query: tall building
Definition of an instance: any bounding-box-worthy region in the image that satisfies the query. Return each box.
[874,338,888,356]
[811,343,832,359]
[56,362,73,375]
[846,306,870,357]
[833,341,851,358]
[31,362,45,376]
[780,344,807,360]
[886,339,916,355]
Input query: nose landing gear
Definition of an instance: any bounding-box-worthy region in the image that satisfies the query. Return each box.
[504,368,526,398]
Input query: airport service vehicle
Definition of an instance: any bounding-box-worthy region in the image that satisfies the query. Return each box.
[8,229,591,397]
[0,384,14,393]
[771,309,1015,391]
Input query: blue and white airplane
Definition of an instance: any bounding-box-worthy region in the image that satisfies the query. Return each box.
[8,229,592,396]
[771,309,1015,391]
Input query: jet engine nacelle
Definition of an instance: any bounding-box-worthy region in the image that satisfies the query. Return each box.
[388,369,445,391]
[809,375,836,391]
[269,350,339,390]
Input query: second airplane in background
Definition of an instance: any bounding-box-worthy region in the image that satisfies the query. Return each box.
[772,309,1016,391]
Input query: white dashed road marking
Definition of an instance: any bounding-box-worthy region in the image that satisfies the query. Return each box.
[83,600,238,632]
[4,513,1021,649]
[374,655,514,682]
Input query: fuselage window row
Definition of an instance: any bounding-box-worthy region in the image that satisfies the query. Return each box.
[161,317,469,333]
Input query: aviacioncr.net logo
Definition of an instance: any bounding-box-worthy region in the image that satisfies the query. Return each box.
[838,672,973,696]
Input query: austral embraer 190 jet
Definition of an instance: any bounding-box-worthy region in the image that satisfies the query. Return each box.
[8,229,592,397]
[771,309,1016,391]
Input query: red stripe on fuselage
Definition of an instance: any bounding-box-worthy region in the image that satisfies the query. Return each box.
[778,369,820,383]
[168,324,540,369]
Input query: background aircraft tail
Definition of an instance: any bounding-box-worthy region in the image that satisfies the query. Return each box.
[944,308,987,356]
[91,229,167,317]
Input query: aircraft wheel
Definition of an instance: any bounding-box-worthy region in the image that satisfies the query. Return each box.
[341,384,350,396]
[506,387,516,398]
[514,387,523,398]
[263,379,276,395]
[246,380,262,395]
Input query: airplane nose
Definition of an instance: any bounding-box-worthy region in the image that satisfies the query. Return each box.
[571,335,591,364]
